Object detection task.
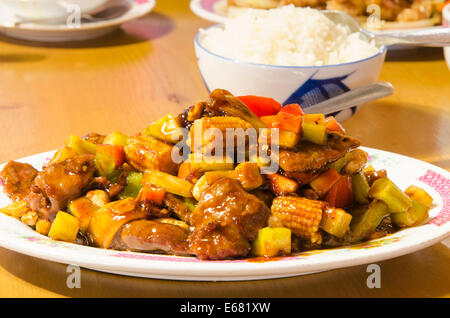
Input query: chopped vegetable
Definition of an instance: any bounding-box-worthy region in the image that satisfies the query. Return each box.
[278,130,301,148]
[270,196,325,244]
[143,170,194,198]
[349,200,390,243]
[327,153,351,173]
[142,114,183,144]
[138,185,166,205]
[97,144,125,167]
[309,168,341,197]
[251,227,291,257]
[94,144,125,177]
[0,201,29,219]
[278,104,304,116]
[391,200,429,227]
[234,162,263,191]
[237,95,282,117]
[404,185,433,208]
[266,173,298,196]
[21,211,38,226]
[119,171,144,199]
[302,114,327,145]
[49,147,78,164]
[68,196,99,233]
[260,112,302,134]
[368,177,413,213]
[324,175,353,208]
[35,219,51,236]
[103,131,128,147]
[65,134,97,155]
[48,211,80,242]
[85,190,110,208]
[320,207,352,238]
[325,116,345,134]
[352,172,370,204]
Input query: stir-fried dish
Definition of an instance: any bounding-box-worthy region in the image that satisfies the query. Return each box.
[226,0,447,28]
[0,89,434,260]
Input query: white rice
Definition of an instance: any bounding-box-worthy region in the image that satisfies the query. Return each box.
[200,6,380,66]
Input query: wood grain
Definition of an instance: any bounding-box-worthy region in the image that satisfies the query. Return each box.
[0,0,449,297]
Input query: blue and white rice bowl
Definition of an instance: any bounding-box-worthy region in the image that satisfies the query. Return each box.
[195,25,387,121]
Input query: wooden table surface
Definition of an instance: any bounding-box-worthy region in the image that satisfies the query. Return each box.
[0,0,449,298]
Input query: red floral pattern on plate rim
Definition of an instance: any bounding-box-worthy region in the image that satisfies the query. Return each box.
[200,0,220,12]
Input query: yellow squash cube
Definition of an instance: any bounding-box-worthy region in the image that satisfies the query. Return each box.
[251,227,291,257]
[48,211,80,242]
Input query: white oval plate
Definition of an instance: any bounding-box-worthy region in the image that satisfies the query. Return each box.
[0,0,155,42]
[190,0,442,36]
[0,147,449,281]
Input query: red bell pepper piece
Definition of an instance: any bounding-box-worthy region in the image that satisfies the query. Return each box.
[325,116,345,134]
[325,175,353,208]
[237,95,282,117]
[279,104,305,116]
[309,168,342,197]
[139,185,166,205]
[260,112,302,134]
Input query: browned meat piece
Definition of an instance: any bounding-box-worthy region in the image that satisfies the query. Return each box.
[117,219,190,255]
[188,178,270,260]
[163,193,192,223]
[82,132,105,145]
[28,154,96,219]
[0,161,38,201]
[278,132,360,172]
[341,148,368,175]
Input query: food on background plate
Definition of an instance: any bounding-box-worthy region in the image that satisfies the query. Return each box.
[224,0,445,30]
[0,89,433,260]
[200,6,380,66]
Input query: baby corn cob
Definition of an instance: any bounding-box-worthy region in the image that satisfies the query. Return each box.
[270,196,326,244]
[188,116,253,153]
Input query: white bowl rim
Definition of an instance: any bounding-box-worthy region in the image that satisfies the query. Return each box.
[443,4,450,21]
[195,24,387,70]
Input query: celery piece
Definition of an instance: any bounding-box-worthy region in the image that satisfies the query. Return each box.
[352,172,370,204]
[119,172,144,199]
[368,177,413,213]
[143,170,194,198]
[103,132,128,147]
[328,153,349,173]
[349,200,390,243]
[65,134,97,155]
[320,208,353,238]
[391,200,429,227]
[302,114,327,145]
[251,227,291,257]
